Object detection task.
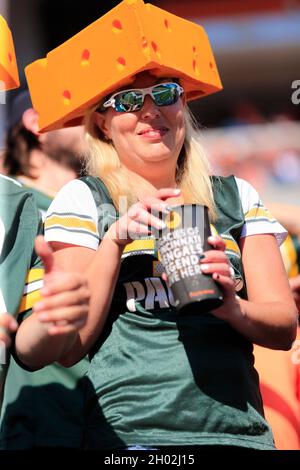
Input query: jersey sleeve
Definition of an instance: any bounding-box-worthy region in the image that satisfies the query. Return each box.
[235,177,287,246]
[44,179,100,250]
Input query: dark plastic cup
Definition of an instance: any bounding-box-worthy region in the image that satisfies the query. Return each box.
[155,204,223,314]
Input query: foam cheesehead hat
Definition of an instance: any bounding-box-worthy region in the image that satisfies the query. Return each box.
[0,15,20,91]
[25,0,222,133]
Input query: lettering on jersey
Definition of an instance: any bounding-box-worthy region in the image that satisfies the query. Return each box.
[124,277,176,312]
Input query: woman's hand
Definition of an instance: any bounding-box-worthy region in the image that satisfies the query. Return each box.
[0,313,18,348]
[32,236,90,335]
[105,188,181,246]
[199,235,240,321]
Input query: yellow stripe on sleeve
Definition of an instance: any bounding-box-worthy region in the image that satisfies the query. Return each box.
[124,238,155,254]
[45,215,97,234]
[245,207,276,222]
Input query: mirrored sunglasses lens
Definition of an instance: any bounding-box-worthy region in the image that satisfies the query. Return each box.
[115,91,143,112]
[152,85,178,106]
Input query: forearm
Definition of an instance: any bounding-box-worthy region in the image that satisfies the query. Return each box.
[59,236,124,366]
[15,313,77,369]
[228,297,298,350]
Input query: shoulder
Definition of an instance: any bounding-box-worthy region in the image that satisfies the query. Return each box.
[232,177,287,245]
[0,174,22,188]
[211,175,258,198]
[47,179,97,213]
[44,179,100,250]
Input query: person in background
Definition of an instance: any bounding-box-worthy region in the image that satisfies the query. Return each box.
[0,91,90,450]
[2,89,86,217]
[0,174,89,410]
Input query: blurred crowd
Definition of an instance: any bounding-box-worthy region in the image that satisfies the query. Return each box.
[203,101,300,202]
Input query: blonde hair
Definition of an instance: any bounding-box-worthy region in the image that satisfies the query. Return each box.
[83,105,217,220]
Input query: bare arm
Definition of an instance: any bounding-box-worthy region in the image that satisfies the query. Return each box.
[14,237,90,369]
[52,237,125,366]
[59,190,177,365]
[205,234,298,350]
[18,189,180,367]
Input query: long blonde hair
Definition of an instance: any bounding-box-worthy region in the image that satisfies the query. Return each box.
[83,105,217,220]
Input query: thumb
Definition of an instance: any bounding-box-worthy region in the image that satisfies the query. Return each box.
[35,235,55,275]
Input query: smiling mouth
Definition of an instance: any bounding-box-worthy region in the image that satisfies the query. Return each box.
[138,127,169,137]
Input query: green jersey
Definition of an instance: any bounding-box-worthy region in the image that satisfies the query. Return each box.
[0,177,89,449]
[0,175,42,399]
[0,175,41,315]
[44,175,286,450]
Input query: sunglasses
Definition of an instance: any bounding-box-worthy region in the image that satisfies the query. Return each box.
[99,82,184,113]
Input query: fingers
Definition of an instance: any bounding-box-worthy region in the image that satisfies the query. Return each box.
[0,314,18,348]
[200,250,228,264]
[106,188,181,246]
[201,263,234,278]
[140,188,181,212]
[199,243,234,280]
[35,235,55,275]
[32,271,90,335]
[0,330,12,348]
[39,272,87,297]
[34,304,89,326]
[33,285,90,318]
[207,236,226,252]
[128,205,166,231]
[0,313,18,331]
[212,273,236,297]
[140,198,172,214]
[47,318,87,336]
[155,188,181,201]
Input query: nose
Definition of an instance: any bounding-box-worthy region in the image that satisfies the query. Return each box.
[140,95,161,119]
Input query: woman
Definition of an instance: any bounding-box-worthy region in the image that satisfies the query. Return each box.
[15,72,298,450]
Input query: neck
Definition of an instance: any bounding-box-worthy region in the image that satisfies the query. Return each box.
[127,161,177,192]
[125,166,184,206]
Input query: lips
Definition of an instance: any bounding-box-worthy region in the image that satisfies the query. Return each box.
[138,126,169,136]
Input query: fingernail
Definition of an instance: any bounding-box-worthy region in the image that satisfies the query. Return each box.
[201,264,209,271]
[161,205,172,214]
[157,220,166,229]
[198,254,206,260]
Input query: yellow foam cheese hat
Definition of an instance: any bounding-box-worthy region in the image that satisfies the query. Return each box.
[0,15,20,91]
[25,0,222,132]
